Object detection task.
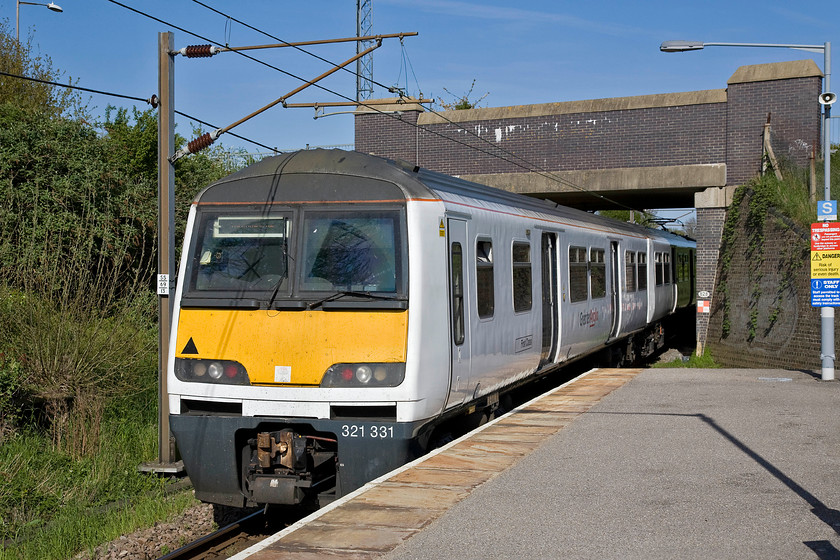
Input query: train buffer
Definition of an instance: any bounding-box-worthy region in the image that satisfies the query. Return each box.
[230,367,840,560]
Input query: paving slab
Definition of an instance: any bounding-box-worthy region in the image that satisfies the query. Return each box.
[235,367,639,560]
[383,368,840,560]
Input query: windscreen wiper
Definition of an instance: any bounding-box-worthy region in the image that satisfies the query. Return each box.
[307,290,401,310]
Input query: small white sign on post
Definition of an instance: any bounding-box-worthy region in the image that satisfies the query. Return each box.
[157,274,170,296]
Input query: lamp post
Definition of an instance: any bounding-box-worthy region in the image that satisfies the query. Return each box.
[16,1,62,43]
[661,39,834,380]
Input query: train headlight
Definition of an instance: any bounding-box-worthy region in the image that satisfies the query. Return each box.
[320,363,405,388]
[208,363,223,380]
[175,358,251,386]
[355,365,373,384]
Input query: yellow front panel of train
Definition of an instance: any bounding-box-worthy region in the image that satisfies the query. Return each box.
[175,309,408,385]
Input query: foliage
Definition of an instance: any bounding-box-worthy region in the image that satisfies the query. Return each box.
[0,21,252,558]
[717,153,834,341]
[0,103,155,297]
[436,79,489,110]
[597,209,658,228]
[653,349,720,368]
[0,19,86,118]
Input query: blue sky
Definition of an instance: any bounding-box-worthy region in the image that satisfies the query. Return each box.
[8,0,838,218]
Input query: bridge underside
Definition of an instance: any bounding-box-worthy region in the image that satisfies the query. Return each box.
[461,163,727,211]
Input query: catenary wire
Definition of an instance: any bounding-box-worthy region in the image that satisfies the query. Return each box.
[0,69,279,153]
[107,0,638,211]
[186,2,638,211]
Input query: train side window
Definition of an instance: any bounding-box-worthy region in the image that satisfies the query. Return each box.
[569,246,588,303]
[512,242,532,312]
[590,248,606,299]
[663,253,672,284]
[655,253,664,286]
[451,242,465,345]
[637,252,647,291]
[625,251,636,292]
[476,239,494,318]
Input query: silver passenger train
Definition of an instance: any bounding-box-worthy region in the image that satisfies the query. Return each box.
[167,149,695,508]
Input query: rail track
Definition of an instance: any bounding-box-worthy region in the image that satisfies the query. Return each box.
[155,508,295,560]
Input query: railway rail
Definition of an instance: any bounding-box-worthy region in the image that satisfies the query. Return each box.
[156,509,287,560]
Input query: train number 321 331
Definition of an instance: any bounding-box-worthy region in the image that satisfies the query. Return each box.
[341,424,394,438]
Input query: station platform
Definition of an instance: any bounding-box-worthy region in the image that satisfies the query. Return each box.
[231,367,840,560]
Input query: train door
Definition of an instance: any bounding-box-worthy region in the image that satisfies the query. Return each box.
[540,232,558,367]
[609,241,621,339]
[446,218,471,409]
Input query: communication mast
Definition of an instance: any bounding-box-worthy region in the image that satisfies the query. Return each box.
[356,0,373,101]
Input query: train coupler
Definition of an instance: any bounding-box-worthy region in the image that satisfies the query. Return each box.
[245,428,337,506]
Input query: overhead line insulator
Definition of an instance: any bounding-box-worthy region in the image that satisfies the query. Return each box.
[170,129,221,162]
[179,45,220,58]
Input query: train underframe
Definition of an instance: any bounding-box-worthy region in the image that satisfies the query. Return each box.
[169,414,429,508]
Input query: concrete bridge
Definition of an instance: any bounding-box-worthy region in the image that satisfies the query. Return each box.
[353,59,823,351]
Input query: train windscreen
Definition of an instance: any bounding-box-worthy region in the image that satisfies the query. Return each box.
[184,207,405,302]
[189,212,291,294]
[300,211,401,293]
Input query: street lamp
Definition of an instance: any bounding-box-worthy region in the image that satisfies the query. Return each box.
[661,39,835,380]
[16,1,63,43]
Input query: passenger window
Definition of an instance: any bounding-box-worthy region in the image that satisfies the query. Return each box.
[625,251,636,292]
[512,242,532,312]
[569,246,588,303]
[663,253,672,284]
[655,253,664,286]
[451,242,465,345]
[590,248,606,299]
[476,239,494,318]
[637,252,647,291]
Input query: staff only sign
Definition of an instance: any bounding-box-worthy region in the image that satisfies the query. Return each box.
[811,222,840,306]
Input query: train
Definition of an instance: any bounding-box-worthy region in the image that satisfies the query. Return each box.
[167,148,696,509]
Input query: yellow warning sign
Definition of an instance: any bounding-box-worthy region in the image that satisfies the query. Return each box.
[811,251,840,278]
[439,218,446,237]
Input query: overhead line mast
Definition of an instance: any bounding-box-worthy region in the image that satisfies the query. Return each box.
[356,0,373,101]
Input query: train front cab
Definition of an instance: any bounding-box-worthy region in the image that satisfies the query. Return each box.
[167,164,434,509]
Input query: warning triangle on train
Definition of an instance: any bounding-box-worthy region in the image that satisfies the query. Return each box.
[181,338,199,355]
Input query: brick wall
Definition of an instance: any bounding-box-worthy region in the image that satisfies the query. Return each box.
[411,104,726,176]
[354,61,822,189]
[706,191,826,370]
[726,77,822,185]
[354,110,418,163]
[695,207,727,349]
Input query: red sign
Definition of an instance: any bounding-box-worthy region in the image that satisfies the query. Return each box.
[811,222,840,251]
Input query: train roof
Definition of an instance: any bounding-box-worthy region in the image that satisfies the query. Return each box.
[194,149,694,247]
[194,148,433,204]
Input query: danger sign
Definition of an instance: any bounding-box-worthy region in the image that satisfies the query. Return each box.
[812,223,840,306]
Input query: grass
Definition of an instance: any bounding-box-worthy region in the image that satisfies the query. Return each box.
[0,413,199,560]
[755,151,840,229]
[653,350,721,369]
[0,281,200,559]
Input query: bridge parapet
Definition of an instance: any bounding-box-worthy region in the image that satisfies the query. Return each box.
[355,60,821,210]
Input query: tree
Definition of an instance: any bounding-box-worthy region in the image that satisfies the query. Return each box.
[597,209,658,227]
[436,79,489,110]
[0,19,85,117]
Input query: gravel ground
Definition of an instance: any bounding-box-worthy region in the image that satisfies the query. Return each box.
[74,502,215,560]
